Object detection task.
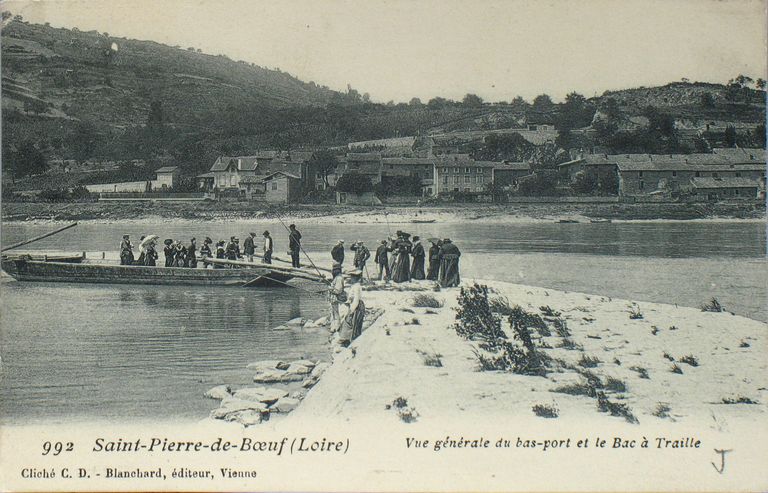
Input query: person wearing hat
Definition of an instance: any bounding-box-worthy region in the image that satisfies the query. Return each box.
[350,240,370,275]
[199,237,213,267]
[262,231,273,264]
[288,224,302,268]
[173,240,187,267]
[214,240,226,268]
[143,237,158,267]
[374,239,391,281]
[339,269,366,345]
[426,239,441,281]
[327,262,346,334]
[331,239,345,266]
[410,235,426,280]
[438,238,462,287]
[119,234,134,266]
[186,237,198,268]
[391,232,412,283]
[243,232,256,262]
[136,235,147,265]
[225,236,240,265]
[163,238,176,267]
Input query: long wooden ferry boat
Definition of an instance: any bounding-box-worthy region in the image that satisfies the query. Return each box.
[1,257,312,288]
[1,223,329,289]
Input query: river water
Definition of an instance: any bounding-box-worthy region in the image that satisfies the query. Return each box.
[1,219,766,424]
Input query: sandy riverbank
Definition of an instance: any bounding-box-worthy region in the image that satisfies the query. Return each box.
[204,278,766,430]
[281,279,767,427]
[2,201,765,224]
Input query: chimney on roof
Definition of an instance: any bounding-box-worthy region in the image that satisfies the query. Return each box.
[237,158,242,170]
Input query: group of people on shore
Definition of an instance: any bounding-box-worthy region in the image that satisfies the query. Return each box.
[118,224,304,269]
[325,231,461,347]
[325,231,461,288]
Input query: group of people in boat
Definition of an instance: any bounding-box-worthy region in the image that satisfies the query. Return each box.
[117,224,304,269]
[326,231,461,288]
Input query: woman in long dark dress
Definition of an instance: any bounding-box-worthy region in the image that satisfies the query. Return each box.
[143,241,158,266]
[438,238,461,287]
[410,236,425,280]
[164,239,175,267]
[390,233,412,283]
[426,239,441,281]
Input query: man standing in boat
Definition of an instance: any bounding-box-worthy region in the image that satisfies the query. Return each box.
[120,235,134,265]
[351,240,370,273]
[288,224,302,268]
[331,239,345,266]
[243,232,256,262]
[374,239,390,281]
[262,230,273,264]
[186,237,198,268]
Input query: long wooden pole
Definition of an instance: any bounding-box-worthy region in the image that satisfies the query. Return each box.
[1,222,78,252]
[202,257,328,282]
[251,251,333,274]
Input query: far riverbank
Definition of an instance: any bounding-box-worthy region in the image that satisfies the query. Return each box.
[1,200,765,224]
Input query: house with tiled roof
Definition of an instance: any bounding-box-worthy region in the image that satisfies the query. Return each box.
[559,150,766,198]
[199,151,317,200]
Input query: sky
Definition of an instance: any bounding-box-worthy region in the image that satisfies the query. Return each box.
[4,0,767,103]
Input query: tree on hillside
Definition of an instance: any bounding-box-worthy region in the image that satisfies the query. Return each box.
[756,78,766,90]
[462,93,484,107]
[6,141,48,178]
[532,94,554,112]
[754,123,766,147]
[510,96,530,110]
[335,172,374,194]
[472,133,534,162]
[70,121,99,164]
[724,125,737,147]
[700,92,715,108]
[556,92,595,133]
[427,97,450,110]
[409,97,423,107]
[308,150,339,188]
[733,75,754,88]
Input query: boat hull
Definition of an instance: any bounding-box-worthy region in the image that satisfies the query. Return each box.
[1,259,295,287]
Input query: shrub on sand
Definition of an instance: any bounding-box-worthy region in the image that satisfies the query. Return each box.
[532,403,559,418]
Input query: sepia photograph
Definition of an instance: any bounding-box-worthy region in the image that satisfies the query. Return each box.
[0,0,766,491]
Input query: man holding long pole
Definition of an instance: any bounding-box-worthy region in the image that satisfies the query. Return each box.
[288,224,302,268]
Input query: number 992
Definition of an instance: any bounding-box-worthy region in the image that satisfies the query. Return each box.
[42,441,74,456]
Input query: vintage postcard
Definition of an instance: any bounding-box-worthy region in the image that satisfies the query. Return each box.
[0,0,766,491]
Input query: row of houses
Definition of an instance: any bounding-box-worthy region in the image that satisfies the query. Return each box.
[194,150,535,202]
[191,146,764,203]
[559,147,766,200]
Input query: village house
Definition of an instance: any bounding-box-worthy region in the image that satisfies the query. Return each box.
[197,151,317,202]
[433,155,498,196]
[381,157,436,196]
[491,161,532,189]
[262,171,303,203]
[690,177,761,201]
[153,166,181,189]
[341,152,383,184]
[558,149,766,198]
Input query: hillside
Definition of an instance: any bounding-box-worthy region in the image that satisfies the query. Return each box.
[1,20,339,127]
[596,81,765,123]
